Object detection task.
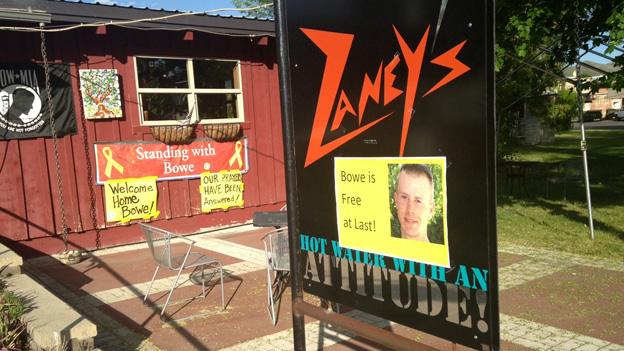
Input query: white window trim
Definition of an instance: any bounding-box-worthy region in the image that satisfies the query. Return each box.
[134,55,245,126]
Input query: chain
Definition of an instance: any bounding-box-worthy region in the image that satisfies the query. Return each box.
[78,86,102,249]
[40,27,69,251]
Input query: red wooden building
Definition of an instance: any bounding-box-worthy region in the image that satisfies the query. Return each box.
[0,0,285,257]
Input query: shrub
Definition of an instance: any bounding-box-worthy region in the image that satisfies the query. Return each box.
[547,89,577,131]
[0,287,27,351]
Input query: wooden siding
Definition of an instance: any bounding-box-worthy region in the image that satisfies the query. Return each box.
[0,27,285,255]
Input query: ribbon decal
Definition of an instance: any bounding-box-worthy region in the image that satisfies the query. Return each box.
[229,140,243,169]
[102,146,124,178]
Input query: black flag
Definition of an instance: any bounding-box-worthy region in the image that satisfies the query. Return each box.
[0,63,77,140]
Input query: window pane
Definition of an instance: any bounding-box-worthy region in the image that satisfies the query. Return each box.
[137,58,188,88]
[197,93,238,120]
[193,60,237,89]
[141,94,189,121]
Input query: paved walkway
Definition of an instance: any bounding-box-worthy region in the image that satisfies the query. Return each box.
[24,225,624,350]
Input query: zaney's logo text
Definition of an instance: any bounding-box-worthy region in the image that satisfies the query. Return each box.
[302,26,470,167]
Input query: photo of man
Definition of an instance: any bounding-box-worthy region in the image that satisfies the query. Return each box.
[335,156,448,266]
[389,162,444,244]
[392,164,435,242]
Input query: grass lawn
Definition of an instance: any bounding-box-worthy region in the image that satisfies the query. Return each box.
[497,129,624,261]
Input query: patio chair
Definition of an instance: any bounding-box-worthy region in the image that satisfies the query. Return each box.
[262,227,290,325]
[140,223,224,320]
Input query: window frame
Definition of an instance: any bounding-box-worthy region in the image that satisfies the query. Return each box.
[133,55,245,126]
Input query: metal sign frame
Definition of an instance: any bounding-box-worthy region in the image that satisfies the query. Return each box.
[275,1,498,350]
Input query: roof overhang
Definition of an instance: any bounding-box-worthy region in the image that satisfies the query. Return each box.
[0,0,275,36]
[0,7,51,23]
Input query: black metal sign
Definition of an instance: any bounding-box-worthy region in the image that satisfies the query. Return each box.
[276,1,498,349]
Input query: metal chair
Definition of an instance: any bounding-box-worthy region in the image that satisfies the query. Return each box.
[261,227,290,325]
[140,223,224,320]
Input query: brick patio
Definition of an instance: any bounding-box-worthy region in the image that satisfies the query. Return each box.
[22,225,624,350]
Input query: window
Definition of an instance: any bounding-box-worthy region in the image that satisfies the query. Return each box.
[135,57,244,125]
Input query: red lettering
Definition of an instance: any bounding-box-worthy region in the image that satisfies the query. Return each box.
[384,55,403,105]
[424,40,471,97]
[301,28,391,167]
[357,63,382,124]
[300,25,470,167]
[393,25,429,157]
[330,90,356,131]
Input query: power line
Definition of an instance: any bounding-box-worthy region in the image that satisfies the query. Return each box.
[113,23,274,38]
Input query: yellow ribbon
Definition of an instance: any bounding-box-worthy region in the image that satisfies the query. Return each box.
[229,140,243,169]
[102,147,124,178]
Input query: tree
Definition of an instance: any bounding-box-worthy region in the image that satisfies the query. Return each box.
[496,0,624,147]
[547,89,578,132]
[232,0,273,19]
[527,89,578,133]
[234,1,624,146]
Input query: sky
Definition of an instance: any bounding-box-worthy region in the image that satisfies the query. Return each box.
[582,45,618,65]
[77,0,616,65]
[80,0,241,14]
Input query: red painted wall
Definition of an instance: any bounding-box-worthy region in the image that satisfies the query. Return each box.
[0,27,285,257]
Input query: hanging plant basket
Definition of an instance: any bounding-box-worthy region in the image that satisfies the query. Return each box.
[204,123,242,142]
[150,125,195,144]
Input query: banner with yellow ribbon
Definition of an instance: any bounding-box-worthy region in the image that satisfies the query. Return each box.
[102,146,124,178]
[94,139,248,184]
[228,140,243,168]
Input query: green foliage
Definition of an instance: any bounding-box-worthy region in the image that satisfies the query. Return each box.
[232,0,273,19]
[527,89,577,132]
[388,163,445,244]
[547,89,577,131]
[497,1,623,72]
[0,288,27,350]
[496,0,624,148]
[498,129,624,260]
[498,199,624,260]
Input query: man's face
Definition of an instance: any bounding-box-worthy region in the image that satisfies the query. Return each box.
[393,171,434,240]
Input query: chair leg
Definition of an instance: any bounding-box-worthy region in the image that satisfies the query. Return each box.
[161,268,184,319]
[266,266,277,325]
[219,262,225,310]
[201,265,206,298]
[144,265,160,304]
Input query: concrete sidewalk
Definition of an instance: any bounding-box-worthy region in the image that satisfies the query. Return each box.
[23,225,624,350]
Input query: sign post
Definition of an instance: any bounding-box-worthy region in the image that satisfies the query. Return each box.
[275,0,498,350]
[274,1,306,348]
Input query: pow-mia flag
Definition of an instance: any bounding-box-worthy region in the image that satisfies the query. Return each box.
[0,63,76,140]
